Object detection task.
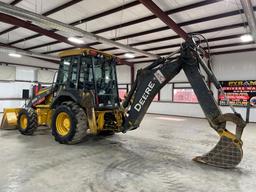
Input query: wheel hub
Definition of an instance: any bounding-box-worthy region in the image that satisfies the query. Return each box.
[20,114,28,129]
[56,112,71,136]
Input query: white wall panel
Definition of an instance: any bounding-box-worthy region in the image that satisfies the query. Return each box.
[250,108,256,122]
[0,82,33,98]
[212,51,256,81]
[160,84,172,101]
[148,102,204,118]
[16,67,36,81]
[0,66,16,81]
[170,70,188,82]
[37,69,56,83]
[116,65,131,84]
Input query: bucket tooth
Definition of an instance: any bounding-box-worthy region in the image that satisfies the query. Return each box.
[193,133,243,169]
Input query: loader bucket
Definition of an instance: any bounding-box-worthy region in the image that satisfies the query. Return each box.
[0,108,21,130]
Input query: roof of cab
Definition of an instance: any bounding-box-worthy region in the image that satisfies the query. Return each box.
[58,48,115,58]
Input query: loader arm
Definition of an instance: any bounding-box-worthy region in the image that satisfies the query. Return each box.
[27,86,56,108]
[122,35,246,168]
[1,85,56,130]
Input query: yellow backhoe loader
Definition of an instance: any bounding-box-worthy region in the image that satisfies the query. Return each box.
[0,35,246,169]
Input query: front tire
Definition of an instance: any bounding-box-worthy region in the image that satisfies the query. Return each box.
[51,101,88,144]
[18,108,38,135]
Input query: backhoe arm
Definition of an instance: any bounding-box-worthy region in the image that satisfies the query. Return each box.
[122,56,182,131]
[122,36,246,168]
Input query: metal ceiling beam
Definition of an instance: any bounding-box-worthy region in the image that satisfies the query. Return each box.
[24,41,61,51]
[92,0,221,34]
[0,0,24,35]
[113,33,246,56]
[240,0,256,41]
[0,17,133,66]
[38,7,248,53]
[129,41,254,60]
[101,26,246,52]
[43,0,83,16]
[96,23,247,54]
[43,47,76,54]
[0,2,157,59]
[138,0,188,39]
[21,0,220,50]
[128,41,255,63]
[0,42,59,62]
[0,0,83,36]
[0,15,133,66]
[140,43,256,57]
[110,8,250,41]
[133,45,256,63]
[0,13,88,48]
[10,0,23,5]
[7,1,140,45]
[44,22,246,55]
[133,46,256,64]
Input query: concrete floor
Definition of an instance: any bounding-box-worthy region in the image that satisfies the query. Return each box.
[0,114,256,192]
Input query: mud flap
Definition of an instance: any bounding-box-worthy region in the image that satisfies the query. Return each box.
[193,113,246,169]
[0,108,21,130]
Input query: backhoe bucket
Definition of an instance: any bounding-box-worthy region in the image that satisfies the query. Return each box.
[193,113,246,169]
[0,108,21,130]
[193,131,243,169]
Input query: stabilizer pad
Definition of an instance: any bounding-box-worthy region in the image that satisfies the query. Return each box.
[193,135,243,169]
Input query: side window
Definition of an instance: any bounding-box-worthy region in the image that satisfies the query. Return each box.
[57,57,71,84]
[69,56,79,88]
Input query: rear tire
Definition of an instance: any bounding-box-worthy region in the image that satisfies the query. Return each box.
[18,108,38,135]
[51,101,88,144]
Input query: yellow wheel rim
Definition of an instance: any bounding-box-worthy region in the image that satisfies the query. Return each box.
[20,114,28,130]
[56,112,71,136]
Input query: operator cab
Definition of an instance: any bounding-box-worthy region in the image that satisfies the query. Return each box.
[57,49,120,109]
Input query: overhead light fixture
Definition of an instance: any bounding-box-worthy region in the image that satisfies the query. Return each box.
[68,37,84,44]
[124,52,135,58]
[240,34,253,42]
[8,53,22,58]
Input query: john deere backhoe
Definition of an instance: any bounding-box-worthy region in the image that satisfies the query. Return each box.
[0,35,246,169]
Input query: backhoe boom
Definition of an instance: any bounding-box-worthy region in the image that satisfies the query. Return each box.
[122,35,246,168]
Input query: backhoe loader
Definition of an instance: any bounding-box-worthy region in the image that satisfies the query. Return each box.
[0,35,246,169]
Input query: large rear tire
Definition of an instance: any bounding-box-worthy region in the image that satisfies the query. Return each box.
[18,108,38,135]
[51,101,88,144]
